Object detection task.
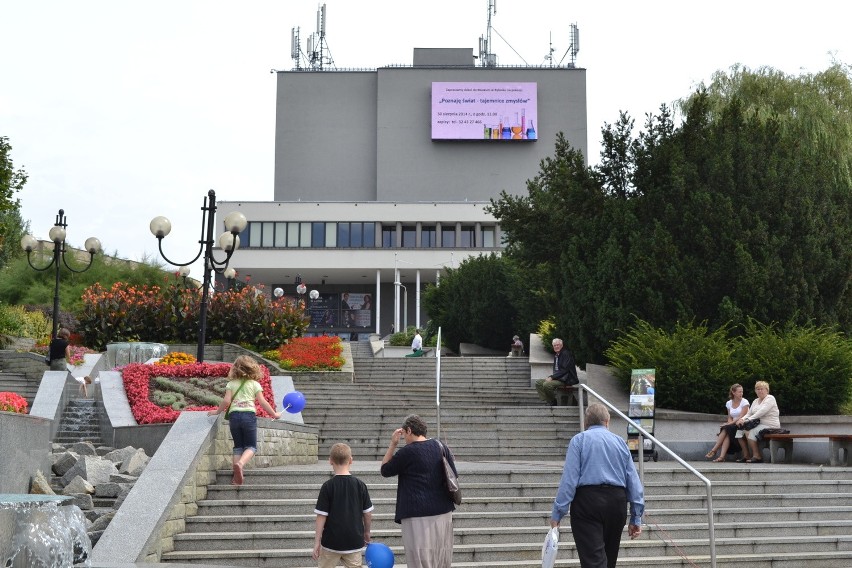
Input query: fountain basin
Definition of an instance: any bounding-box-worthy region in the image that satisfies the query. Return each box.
[0,494,91,567]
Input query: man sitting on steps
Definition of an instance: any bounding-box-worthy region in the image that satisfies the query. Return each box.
[535,338,579,406]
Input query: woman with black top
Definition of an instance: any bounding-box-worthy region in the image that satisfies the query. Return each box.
[380,414,456,568]
[48,328,72,371]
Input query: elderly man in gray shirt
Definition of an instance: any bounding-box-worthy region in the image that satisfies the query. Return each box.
[550,403,644,568]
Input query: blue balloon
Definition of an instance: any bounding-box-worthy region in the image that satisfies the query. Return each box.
[365,542,394,568]
[647,387,655,395]
[282,391,306,413]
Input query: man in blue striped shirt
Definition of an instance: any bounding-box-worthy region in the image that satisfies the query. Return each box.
[550,403,645,568]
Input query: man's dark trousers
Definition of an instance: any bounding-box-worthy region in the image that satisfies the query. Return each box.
[570,485,628,568]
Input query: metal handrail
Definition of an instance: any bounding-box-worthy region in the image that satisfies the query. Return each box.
[576,383,716,568]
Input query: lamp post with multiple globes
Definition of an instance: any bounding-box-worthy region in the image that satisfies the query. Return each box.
[21,209,101,339]
[149,190,247,362]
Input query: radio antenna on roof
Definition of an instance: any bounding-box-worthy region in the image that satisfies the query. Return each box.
[293,4,336,70]
[478,0,497,67]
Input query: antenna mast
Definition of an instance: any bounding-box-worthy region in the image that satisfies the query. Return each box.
[291,27,302,70]
[478,0,497,67]
[295,4,335,70]
[557,23,580,68]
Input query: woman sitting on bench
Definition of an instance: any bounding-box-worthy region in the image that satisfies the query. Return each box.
[735,381,782,463]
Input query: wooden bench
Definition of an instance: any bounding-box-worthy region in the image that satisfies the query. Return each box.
[760,434,852,466]
[555,384,581,406]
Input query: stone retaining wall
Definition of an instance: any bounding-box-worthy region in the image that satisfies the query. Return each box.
[148,419,318,561]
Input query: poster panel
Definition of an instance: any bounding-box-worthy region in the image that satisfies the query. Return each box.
[431,82,538,141]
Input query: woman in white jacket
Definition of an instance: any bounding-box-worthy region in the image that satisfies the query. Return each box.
[735,381,781,463]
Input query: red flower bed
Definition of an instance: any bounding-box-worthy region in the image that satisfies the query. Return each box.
[276,336,344,370]
[0,391,28,414]
[121,362,276,424]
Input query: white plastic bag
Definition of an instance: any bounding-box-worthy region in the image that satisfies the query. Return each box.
[541,526,559,568]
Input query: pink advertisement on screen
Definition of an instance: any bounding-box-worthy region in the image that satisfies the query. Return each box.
[431,82,538,141]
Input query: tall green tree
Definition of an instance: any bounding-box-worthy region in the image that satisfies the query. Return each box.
[490,64,852,364]
[421,254,549,353]
[0,136,27,268]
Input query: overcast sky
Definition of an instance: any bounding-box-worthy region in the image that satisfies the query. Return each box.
[2,1,850,279]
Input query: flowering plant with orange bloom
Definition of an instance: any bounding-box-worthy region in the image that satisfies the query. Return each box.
[121,361,276,424]
[78,278,308,351]
[266,336,344,371]
[0,391,28,414]
[155,352,197,366]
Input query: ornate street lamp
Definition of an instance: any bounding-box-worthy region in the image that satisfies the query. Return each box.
[295,274,306,311]
[149,189,247,362]
[308,289,319,327]
[21,209,101,339]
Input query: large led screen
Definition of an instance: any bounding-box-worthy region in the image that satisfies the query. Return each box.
[431,82,538,141]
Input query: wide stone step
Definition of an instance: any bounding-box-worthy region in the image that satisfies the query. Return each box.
[162,543,852,567]
[194,492,852,517]
[171,527,852,553]
[183,514,852,538]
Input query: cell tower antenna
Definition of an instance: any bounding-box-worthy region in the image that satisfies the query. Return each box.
[296,3,335,71]
[478,0,497,67]
[558,23,580,68]
[291,27,302,70]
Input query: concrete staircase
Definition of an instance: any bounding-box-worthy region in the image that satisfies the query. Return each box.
[158,353,852,567]
[0,371,39,406]
[54,397,103,446]
[161,461,852,567]
[299,357,573,461]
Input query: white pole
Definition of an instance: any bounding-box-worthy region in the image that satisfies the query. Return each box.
[375,269,381,335]
[415,270,421,329]
[436,327,442,439]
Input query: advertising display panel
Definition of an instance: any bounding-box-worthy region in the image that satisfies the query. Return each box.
[431,82,538,141]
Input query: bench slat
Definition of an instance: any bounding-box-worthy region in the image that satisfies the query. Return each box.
[764,434,852,440]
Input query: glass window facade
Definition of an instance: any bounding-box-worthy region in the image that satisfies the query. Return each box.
[442,227,456,248]
[402,226,416,248]
[244,221,497,250]
[421,226,436,248]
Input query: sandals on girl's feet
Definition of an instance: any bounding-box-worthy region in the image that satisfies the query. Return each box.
[713,456,726,462]
[232,462,245,485]
[746,458,764,463]
[735,457,750,463]
[705,450,717,459]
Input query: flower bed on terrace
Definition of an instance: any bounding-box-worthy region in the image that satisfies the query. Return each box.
[263,336,344,371]
[121,361,276,424]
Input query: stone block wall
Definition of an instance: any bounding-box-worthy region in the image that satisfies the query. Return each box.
[149,419,318,560]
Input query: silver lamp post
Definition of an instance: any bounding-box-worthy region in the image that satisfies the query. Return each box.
[21,209,101,339]
[149,189,247,362]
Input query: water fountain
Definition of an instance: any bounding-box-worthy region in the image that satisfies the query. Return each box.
[0,494,91,567]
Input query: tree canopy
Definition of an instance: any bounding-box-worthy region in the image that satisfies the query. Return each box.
[487,64,852,364]
[0,136,27,269]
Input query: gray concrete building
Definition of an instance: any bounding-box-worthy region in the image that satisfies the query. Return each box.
[219,48,587,339]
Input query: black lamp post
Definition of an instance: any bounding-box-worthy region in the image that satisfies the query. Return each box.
[21,209,101,339]
[149,189,247,362]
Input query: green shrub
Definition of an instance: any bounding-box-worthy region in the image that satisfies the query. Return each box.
[0,304,51,340]
[605,318,852,415]
[605,319,738,414]
[733,320,852,415]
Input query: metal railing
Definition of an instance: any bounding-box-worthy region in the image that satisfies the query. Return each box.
[576,383,717,568]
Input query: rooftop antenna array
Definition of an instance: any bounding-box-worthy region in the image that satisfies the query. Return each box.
[291,4,335,71]
[290,26,302,70]
[478,0,497,67]
[557,23,580,68]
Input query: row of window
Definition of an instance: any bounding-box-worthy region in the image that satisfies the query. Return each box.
[245,222,497,249]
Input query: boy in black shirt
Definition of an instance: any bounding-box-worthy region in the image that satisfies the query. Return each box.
[313,443,374,567]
